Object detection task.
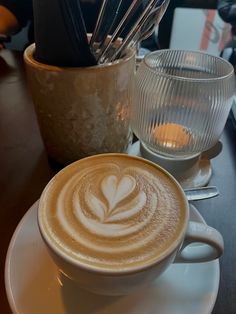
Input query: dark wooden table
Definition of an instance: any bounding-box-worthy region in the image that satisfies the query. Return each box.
[0,49,235,314]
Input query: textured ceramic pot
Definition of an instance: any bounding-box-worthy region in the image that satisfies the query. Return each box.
[24,44,135,165]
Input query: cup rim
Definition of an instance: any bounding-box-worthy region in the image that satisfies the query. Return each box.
[143,49,235,82]
[37,153,189,276]
[23,43,135,72]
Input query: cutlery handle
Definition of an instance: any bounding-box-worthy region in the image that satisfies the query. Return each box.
[90,0,123,50]
[96,0,143,62]
[184,186,219,201]
[106,0,169,63]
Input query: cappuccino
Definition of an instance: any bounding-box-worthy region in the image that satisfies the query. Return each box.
[38,154,187,271]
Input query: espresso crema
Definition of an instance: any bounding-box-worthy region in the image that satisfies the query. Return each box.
[39,154,187,270]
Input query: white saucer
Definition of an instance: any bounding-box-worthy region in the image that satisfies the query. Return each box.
[5,202,220,314]
[128,141,212,189]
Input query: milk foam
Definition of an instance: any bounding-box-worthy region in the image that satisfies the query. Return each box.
[39,155,186,270]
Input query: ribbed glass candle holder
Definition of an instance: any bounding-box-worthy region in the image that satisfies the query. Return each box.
[132,49,235,159]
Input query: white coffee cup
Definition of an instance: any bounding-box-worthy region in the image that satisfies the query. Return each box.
[37,153,223,295]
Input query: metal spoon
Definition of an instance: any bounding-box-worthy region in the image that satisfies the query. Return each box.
[138,0,170,41]
[184,186,219,201]
[106,0,169,63]
[90,0,124,53]
[98,0,158,63]
[96,0,143,62]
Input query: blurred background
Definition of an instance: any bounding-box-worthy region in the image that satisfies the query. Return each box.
[6,1,227,57]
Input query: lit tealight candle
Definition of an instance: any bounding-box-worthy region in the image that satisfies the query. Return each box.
[152,123,191,149]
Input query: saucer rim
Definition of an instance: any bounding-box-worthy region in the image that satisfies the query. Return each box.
[5,201,40,314]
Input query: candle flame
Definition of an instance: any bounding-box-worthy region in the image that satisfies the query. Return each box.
[152,123,191,149]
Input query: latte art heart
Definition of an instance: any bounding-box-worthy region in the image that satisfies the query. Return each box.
[87,174,144,224]
[39,155,186,270]
[101,175,136,212]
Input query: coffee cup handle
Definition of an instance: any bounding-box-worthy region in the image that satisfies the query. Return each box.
[174,222,224,263]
